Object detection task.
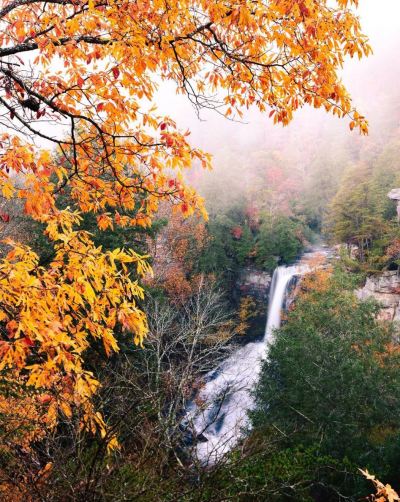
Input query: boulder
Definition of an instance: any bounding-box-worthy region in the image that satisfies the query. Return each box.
[388,188,400,200]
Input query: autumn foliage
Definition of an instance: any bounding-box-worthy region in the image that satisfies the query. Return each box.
[147,209,209,302]
[0,0,370,450]
[362,470,400,502]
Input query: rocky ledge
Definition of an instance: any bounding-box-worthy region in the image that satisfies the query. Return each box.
[237,267,272,301]
[356,271,400,322]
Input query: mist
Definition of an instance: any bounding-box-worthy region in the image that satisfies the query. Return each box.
[155,0,400,216]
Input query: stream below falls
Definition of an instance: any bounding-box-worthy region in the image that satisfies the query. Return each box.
[188,247,330,465]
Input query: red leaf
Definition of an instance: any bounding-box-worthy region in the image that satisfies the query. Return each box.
[6,320,18,337]
[38,394,52,405]
[112,67,120,79]
[160,122,166,130]
[96,102,105,112]
[231,226,243,239]
[23,336,34,347]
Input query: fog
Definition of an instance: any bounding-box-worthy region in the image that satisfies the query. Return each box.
[155,0,400,211]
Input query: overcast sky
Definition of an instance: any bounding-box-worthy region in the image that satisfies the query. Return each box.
[344,0,400,90]
[357,0,400,43]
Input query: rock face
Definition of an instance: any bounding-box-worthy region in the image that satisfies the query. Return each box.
[388,188,400,221]
[237,267,272,301]
[388,188,400,201]
[356,271,400,322]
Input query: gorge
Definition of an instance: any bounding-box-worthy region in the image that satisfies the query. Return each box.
[190,248,330,464]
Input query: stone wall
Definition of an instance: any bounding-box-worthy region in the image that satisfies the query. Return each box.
[356,271,400,322]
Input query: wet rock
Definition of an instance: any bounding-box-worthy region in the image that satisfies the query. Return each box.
[195,433,208,443]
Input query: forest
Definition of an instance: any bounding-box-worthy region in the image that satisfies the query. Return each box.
[0,0,399,500]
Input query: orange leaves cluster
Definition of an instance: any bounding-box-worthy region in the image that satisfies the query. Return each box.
[188,0,369,131]
[298,266,333,296]
[0,381,47,450]
[361,469,400,502]
[147,210,209,302]
[236,296,258,336]
[0,0,370,170]
[0,214,150,441]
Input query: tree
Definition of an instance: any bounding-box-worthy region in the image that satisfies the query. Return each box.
[146,208,209,303]
[326,163,384,259]
[250,269,400,500]
[0,0,370,443]
[197,203,257,291]
[0,279,236,500]
[256,214,306,270]
[326,140,400,266]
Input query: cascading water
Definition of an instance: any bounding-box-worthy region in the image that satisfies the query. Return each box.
[265,265,296,338]
[189,259,315,464]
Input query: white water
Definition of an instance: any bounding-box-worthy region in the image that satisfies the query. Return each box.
[190,254,323,464]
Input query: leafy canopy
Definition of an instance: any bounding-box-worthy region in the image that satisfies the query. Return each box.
[0,0,370,440]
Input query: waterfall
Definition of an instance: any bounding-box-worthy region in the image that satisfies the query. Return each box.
[265,265,301,340]
[189,262,309,464]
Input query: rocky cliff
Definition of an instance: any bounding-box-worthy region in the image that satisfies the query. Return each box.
[236,267,272,301]
[356,271,400,322]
